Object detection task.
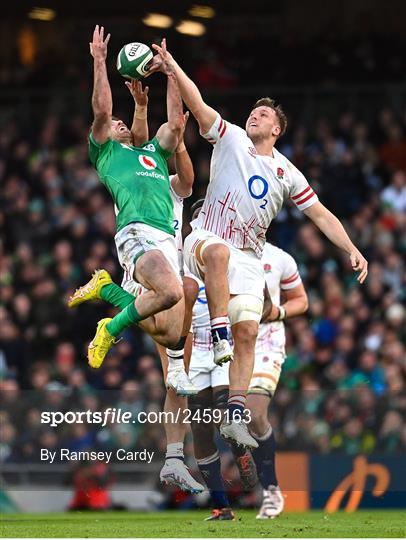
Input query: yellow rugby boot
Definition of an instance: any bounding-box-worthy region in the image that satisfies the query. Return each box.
[68,269,112,308]
[87,318,117,369]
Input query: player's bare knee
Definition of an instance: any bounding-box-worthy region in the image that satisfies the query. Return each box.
[203,243,229,267]
[153,326,180,348]
[249,409,269,436]
[165,288,183,309]
[182,277,199,307]
[161,330,182,349]
[158,284,183,311]
[232,321,258,347]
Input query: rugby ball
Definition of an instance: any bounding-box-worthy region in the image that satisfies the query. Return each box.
[116,42,153,80]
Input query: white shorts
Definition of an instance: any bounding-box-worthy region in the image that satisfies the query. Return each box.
[189,347,229,391]
[120,275,144,297]
[115,222,182,286]
[183,229,265,301]
[248,351,284,397]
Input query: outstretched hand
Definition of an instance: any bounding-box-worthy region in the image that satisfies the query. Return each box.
[146,38,174,76]
[350,250,368,284]
[89,25,110,60]
[125,80,149,106]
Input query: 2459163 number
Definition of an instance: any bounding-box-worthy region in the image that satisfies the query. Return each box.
[182,408,251,424]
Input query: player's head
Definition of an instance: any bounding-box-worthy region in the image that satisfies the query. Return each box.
[246,98,287,143]
[110,116,132,144]
[190,198,204,221]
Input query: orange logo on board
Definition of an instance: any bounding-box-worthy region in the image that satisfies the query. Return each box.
[325,455,390,512]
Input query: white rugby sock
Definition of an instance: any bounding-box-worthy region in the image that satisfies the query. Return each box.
[166,348,185,371]
[166,442,184,460]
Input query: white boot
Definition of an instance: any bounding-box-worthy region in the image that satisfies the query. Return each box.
[256,485,285,519]
[160,459,204,493]
[220,419,258,449]
[165,368,198,396]
[213,339,233,366]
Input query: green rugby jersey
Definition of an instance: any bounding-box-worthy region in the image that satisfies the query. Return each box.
[89,133,175,236]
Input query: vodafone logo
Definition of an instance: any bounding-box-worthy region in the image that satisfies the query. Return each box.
[139,155,157,170]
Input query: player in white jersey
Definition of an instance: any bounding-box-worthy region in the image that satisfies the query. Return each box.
[186,200,257,520]
[247,242,308,519]
[187,275,237,521]
[124,83,203,493]
[149,40,368,450]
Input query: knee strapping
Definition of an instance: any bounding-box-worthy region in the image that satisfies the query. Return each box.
[228,294,263,325]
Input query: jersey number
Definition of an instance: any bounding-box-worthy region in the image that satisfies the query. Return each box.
[248,175,269,209]
[173,219,179,230]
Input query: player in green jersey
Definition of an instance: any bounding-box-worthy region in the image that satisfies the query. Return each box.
[70,34,204,492]
[75,25,187,371]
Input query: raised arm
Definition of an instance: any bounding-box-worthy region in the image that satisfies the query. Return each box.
[154,39,185,153]
[90,25,112,144]
[171,112,194,198]
[151,39,217,134]
[125,80,149,146]
[303,201,368,283]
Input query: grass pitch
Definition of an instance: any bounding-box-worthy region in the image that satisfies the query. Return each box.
[1,510,405,538]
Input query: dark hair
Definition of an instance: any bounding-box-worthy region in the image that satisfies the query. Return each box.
[252,97,287,138]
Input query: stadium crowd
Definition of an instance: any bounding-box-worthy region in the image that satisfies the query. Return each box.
[1,84,405,466]
[1,19,405,91]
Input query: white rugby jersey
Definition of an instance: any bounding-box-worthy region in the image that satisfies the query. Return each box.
[256,243,302,356]
[193,115,318,257]
[170,176,184,253]
[191,278,212,351]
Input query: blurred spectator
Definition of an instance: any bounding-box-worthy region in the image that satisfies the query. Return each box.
[68,461,112,511]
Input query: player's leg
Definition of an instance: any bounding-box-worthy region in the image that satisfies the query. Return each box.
[189,386,234,521]
[219,295,262,449]
[107,224,184,342]
[180,276,198,374]
[215,245,265,449]
[68,267,178,346]
[184,231,233,365]
[196,242,231,352]
[157,345,204,493]
[68,268,180,353]
[125,248,184,341]
[211,358,258,491]
[247,356,284,519]
[88,236,185,368]
[86,249,184,368]
[163,276,198,394]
